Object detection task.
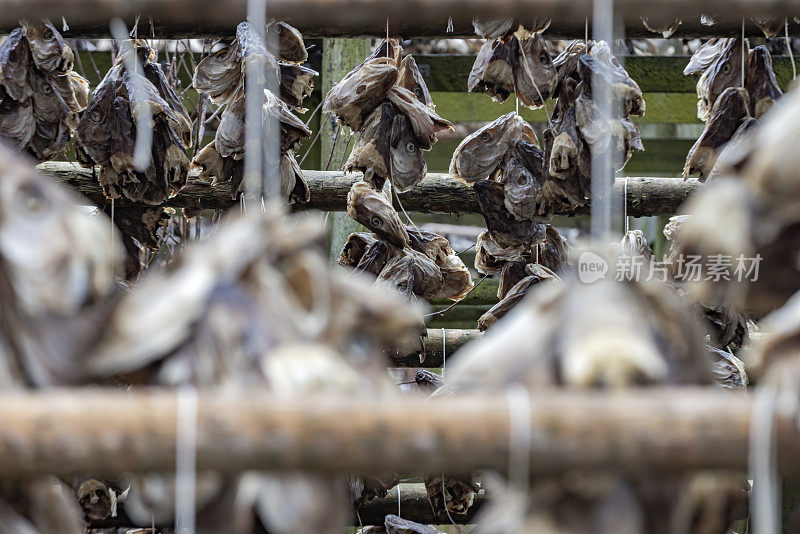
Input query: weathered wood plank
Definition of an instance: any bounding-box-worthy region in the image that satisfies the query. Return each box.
[0,388,795,478]
[321,39,370,259]
[418,55,800,94]
[393,329,482,367]
[42,162,702,216]
[6,1,800,39]
[430,91,703,123]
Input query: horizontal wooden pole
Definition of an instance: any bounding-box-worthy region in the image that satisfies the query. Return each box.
[393,329,482,367]
[3,1,800,38]
[42,162,700,216]
[0,388,796,479]
[421,56,800,95]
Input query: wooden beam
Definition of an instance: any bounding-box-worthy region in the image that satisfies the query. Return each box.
[0,388,795,478]
[393,329,482,367]
[42,162,702,216]
[418,56,800,94]
[4,1,800,38]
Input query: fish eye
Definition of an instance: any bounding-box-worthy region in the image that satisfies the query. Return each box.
[17,183,49,215]
[42,84,52,94]
[406,141,416,152]
[539,53,548,63]
[43,28,54,40]
[413,86,423,97]
[480,131,492,142]
[89,109,101,121]
[722,63,731,74]
[371,216,382,227]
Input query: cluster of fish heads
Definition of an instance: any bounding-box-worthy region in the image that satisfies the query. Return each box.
[0,139,432,531]
[468,19,556,109]
[426,235,753,531]
[192,21,314,203]
[0,19,89,160]
[452,40,644,235]
[474,224,568,331]
[671,82,800,318]
[683,38,782,181]
[340,181,473,313]
[74,40,192,206]
[325,38,454,192]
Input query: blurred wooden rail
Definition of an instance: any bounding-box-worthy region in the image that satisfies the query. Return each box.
[0,388,794,478]
[42,162,701,216]
[394,328,481,366]
[3,0,800,38]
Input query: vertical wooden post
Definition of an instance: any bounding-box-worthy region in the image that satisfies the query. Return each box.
[321,38,369,261]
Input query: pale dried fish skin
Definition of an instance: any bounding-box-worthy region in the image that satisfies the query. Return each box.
[388,110,427,192]
[397,55,434,107]
[347,181,409,248]
[578,41,645,117]
[21,19,73,72]
[387,85,453,151]
[193,40,243,104]
[449,112,527,182]
[323,56,398,131]
[468,37,516,103]
[514,33,557,109]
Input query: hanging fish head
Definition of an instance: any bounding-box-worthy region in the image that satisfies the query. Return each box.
[397,55,434,107]
[193,39,243,104]
[514,33,557,109]
[746,45,783,118]
[467,36,516,102]
[449,112,528,182]
[21,19,73,72]
[0,29,32,101]
[683,86,750,180]
[323,56,399,131]
[389,111,427,192]
[346,181,409,248]
[696,38,746,122]
[270,21,308,63]
[0,144,121,316]
[279,62,317,111]
[578,41,645,117]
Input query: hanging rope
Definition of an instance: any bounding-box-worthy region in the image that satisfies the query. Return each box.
[517,40,552,127]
